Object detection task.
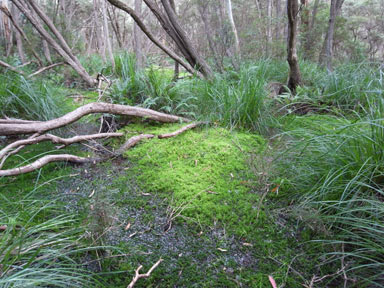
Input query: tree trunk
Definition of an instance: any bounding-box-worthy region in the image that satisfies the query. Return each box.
[93,0,106,62]
[224,0,240,57]
[266,0,273,56]
[286,0,302,92]
[0,3,43,66]
[303,0,320,60]
[11,0,96,86]
[11,2,25,63]
[1,0,13,56]
[42,39,52,63]
[102,0,115,69]
[106,0,199,77]
[319,0,344,71]
[169,0,179,80]
[133,0,143,69]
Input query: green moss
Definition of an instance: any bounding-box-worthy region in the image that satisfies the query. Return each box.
[120,123,266,236]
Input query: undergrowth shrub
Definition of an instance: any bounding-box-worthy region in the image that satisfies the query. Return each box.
[0,72,63,120]
[0,188,98,287]
[278,98,384,286]
[293,62,383,112]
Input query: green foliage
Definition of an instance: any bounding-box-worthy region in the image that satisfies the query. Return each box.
[0,72,63,120]
[120,123,266,236]
[278,98,384,285]
[294,62,383,111]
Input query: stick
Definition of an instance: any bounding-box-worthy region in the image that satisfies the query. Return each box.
[127,258,163,288]
[0,60,25,75]
[0,154,99,177]
[114,134,155,155]
[0,133,123,161]
[158,122,205,139]
[28,62,66,78]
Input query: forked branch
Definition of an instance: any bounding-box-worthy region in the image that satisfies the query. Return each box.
[127,258,163,288]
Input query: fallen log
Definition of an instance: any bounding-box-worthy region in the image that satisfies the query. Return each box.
[0,102,190,136]
[0,122,204,177]
[0,133,123,160]
[0,154,98,177]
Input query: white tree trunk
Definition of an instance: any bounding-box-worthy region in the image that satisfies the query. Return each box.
[224,0,240,56]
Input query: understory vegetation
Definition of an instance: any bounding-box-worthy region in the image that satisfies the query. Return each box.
[1,56,384,287]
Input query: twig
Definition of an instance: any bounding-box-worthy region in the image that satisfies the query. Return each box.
[127,258,163,288]
[158,122,205,139]
[27,62,66,78]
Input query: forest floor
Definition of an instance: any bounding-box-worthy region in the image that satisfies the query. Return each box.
[1,119,330,287]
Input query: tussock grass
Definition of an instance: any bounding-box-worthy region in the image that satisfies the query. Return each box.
[278,98,384,285]
[0,72,62,121]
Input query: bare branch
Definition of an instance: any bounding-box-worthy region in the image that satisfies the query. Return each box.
[0,102,191,136]
[106,0,199,76]
[114,134,155,155]
[158,122,205,139]
[0,154,99,177]
[127,258,163,288]
[0,133,123,161]
[28,62,66,78]
[0,60,24,75]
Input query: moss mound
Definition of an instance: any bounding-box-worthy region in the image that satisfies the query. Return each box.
[120,123,266,235]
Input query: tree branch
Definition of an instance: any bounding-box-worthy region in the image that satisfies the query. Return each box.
[0,102,191,136]
[127,258,163,288]
[158,122,205,139]
[28,62,66,78]
[0,154,98,177]
[0,133,123,161]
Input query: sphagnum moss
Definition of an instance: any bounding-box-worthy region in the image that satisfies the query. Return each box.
[120,123,266,235]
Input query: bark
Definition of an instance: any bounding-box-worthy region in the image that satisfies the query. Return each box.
[10,0,96,86]
[286,0,302,92]
[0,102,190,136]
[133,0,143,69]
[319,0,344,71]
[106,0,197,76]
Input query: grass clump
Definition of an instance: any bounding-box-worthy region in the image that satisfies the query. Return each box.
[277,99,384,286]
[0,72,63,121]
[120,123,266,236]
